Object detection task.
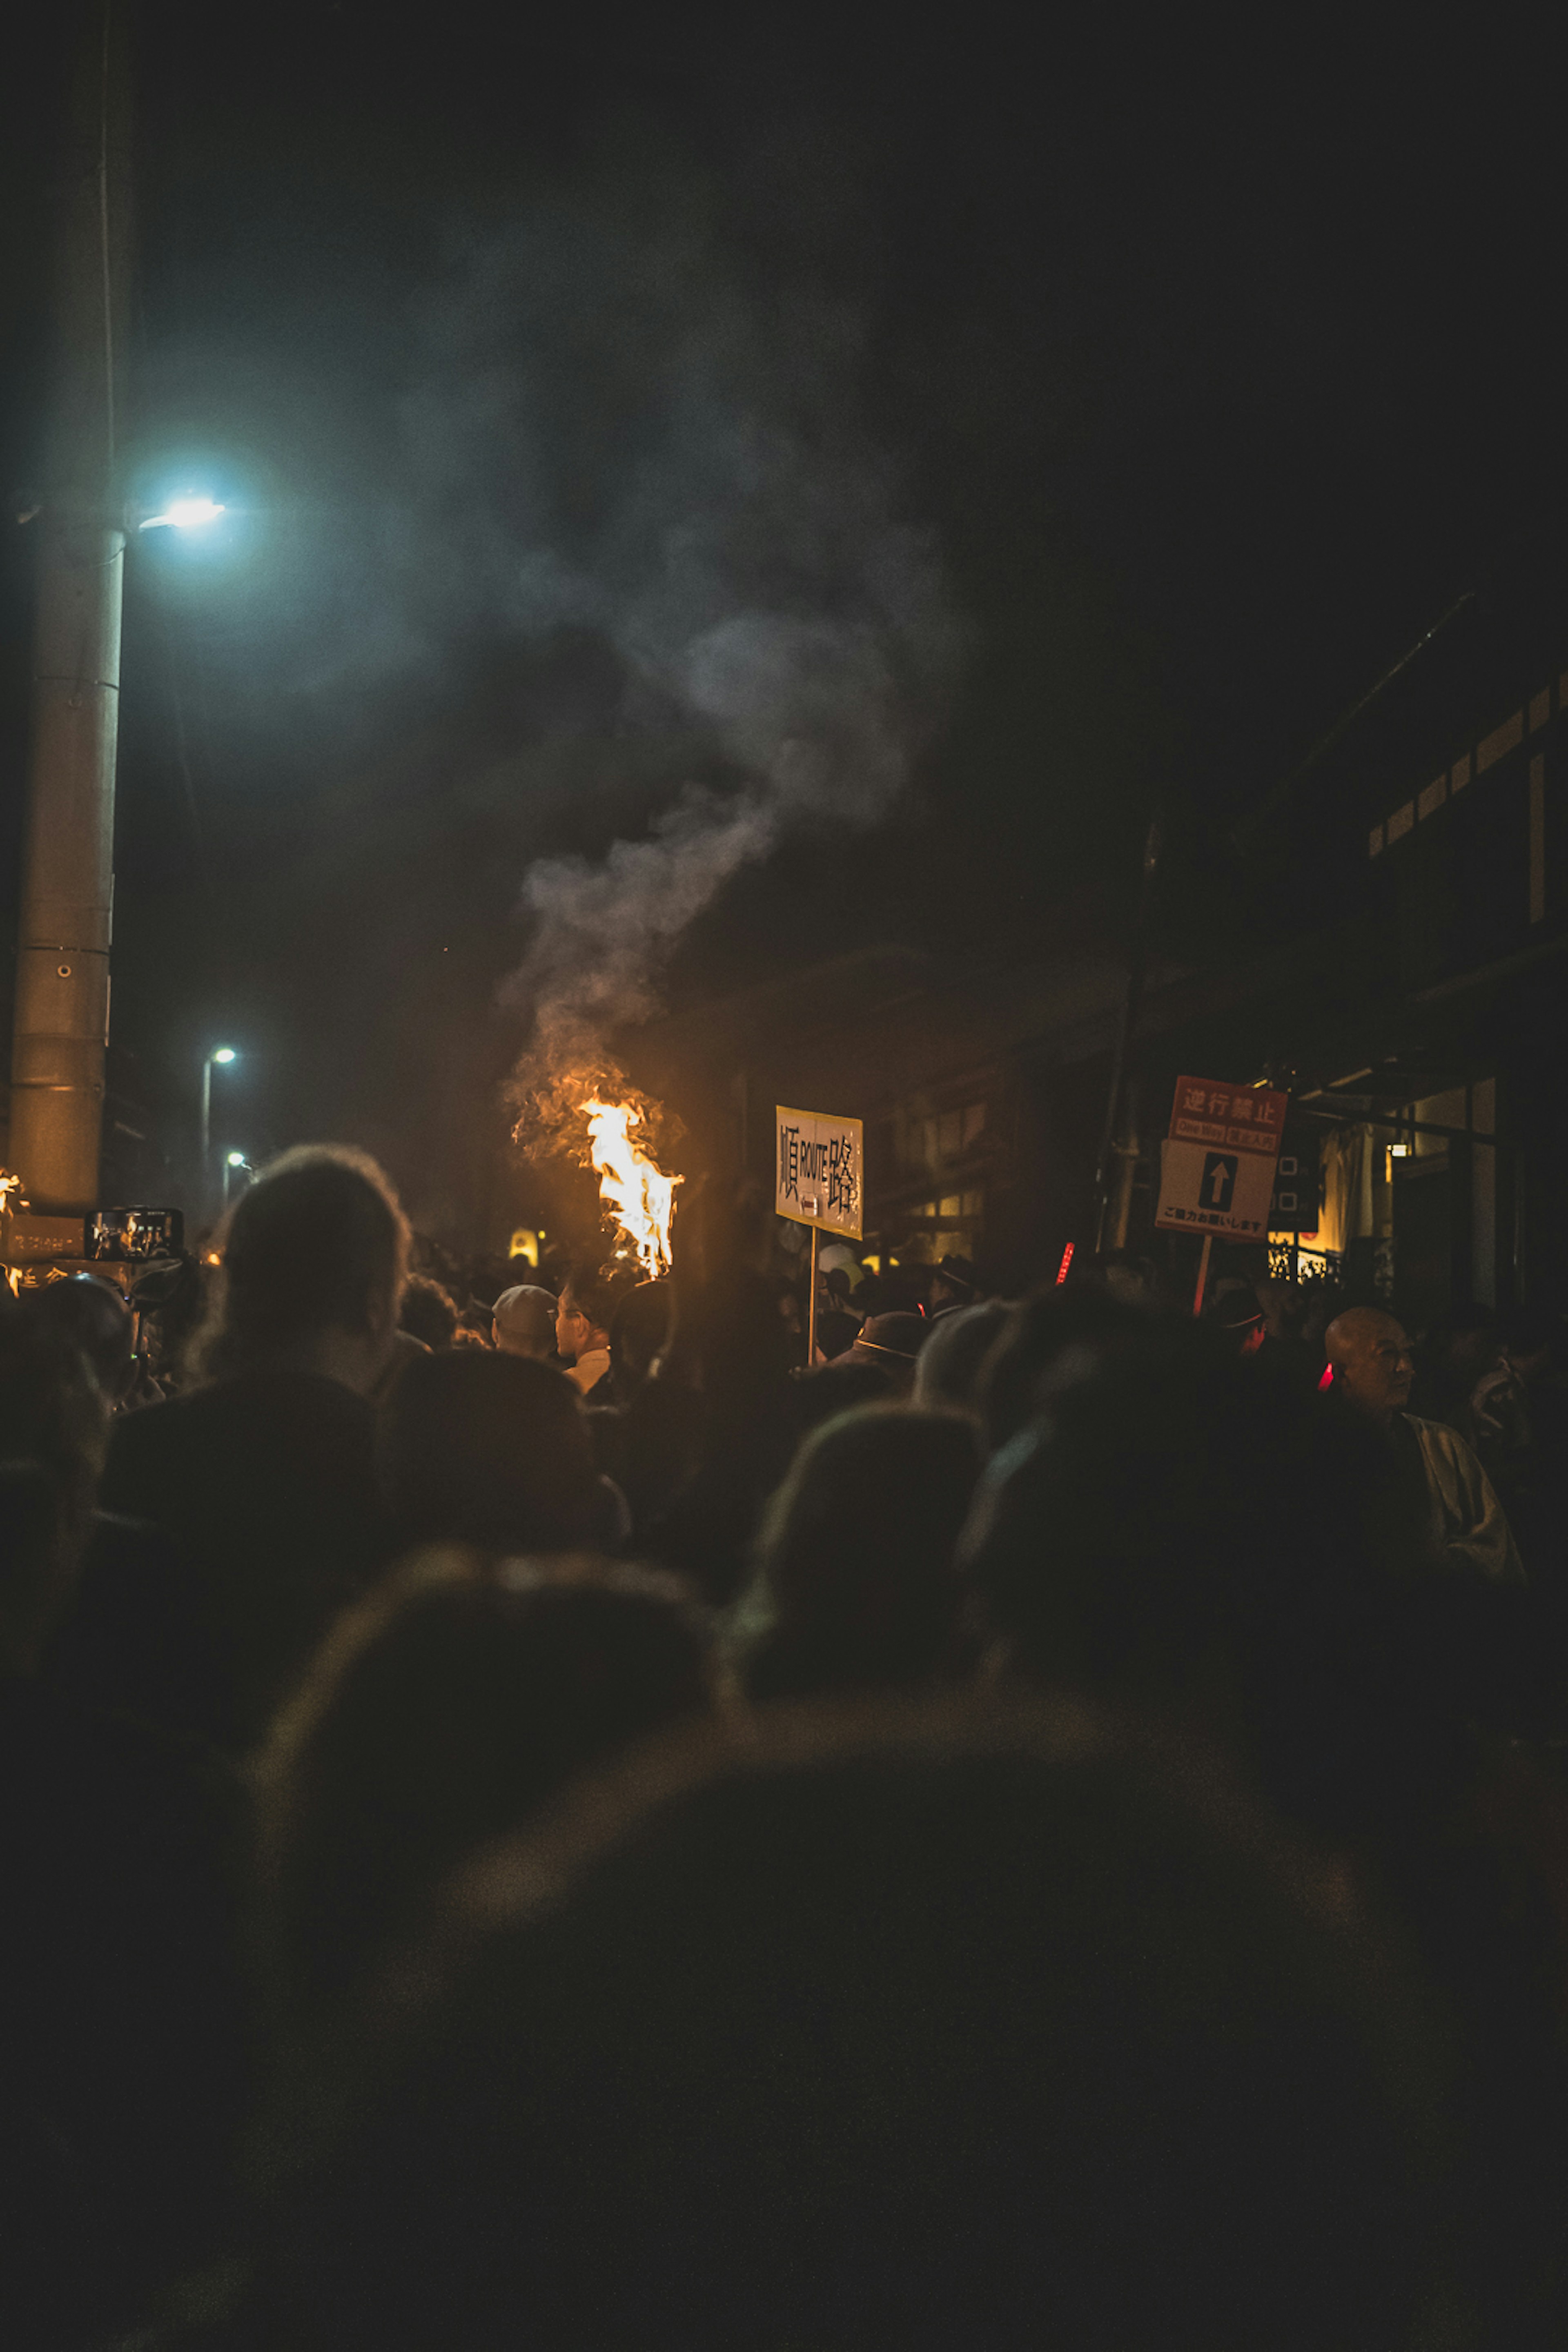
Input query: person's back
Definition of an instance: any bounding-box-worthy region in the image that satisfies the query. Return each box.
[962,1320,1568,2341]
[735,1404,981,1698]
[0,1669,252,2326]
[0,1319,251,2334]
[102,1372,385,1742]
[241,1702,1448,2352]
[963,1318,1446,1807]
[47,1504,223,1743]
[587,1283,684,1531]
[100,1145,408,1752]
[381,1348,620,1557]
[258,1549,714,2028]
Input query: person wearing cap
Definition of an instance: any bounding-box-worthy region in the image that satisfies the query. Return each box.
[1204,1283,1268,1359]
[929,1256,980,1321]
[831,1312,929,1399]
[492,1286,557,1362]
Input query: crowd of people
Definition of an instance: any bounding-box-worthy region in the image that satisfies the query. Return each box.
[2,1141,1567,2347]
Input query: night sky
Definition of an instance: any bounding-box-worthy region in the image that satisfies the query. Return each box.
[2,8,1565,1236]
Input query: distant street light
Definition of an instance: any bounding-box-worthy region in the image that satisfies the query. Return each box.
[222,1149,251,1209]
[138,496,227,532]
[200,1047,239,1200]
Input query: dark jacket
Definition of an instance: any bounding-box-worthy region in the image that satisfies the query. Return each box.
[100,1370,390,1751]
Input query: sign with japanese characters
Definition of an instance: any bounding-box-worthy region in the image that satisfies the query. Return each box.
[1155,1075,1288,1239]
[775,1105,864,1239]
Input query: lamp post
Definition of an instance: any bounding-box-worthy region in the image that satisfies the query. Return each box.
[222,1149,250,1210]
[6,6,129,1223]
[200,1047,237,1203]
[1091,813,1164,1256]
[6,4,231,1239]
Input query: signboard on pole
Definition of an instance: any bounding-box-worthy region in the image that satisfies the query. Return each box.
[1155,1075,1287,1241]
[775,1105,864,1240]
[1270,1126,1321,1234]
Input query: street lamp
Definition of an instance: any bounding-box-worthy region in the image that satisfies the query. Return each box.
[223,1149,251,1209]
[3,15,245,1253]
[200,1047,238,1199]
[137,496,226,532]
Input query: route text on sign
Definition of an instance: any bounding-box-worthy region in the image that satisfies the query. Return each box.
[775,1105,864,1239]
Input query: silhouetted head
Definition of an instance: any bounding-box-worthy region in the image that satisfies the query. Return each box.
[18,1272,135,1401]
[963,1321,1443,1831]
[832,1311,927,1396]
[1430,1303,1501,1374]
[1501,1303,1560,1375]
[400,1275,459,1352]
[811,1307,859,1362]
[1101,1252,1167,1309]
[792,1355,898,1432]
[737,1404,980,1698]
[490,1285,557,1360]
[557,1268,621,1365]
[1204,1282,1267,1357]
[247,1699,1447,2351]
[979,1285,1145,1452]
[380,1350,602,1555]
[929,1253,979,1314]
[197,1144,410,1389]
[258,1548,715,2022]
[913,1298,1010,1414]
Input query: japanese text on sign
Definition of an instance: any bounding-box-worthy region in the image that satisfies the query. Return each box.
[1169,1075,1288,1156]
[1155,1140,1278,1238]
[775,1105,864,1239]
[1156,1075,1287,1238]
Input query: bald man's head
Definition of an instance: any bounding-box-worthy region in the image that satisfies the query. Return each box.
[1323,1308,1414,1423]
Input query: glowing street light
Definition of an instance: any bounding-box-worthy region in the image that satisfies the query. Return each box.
[138,495,227,532]
[200,1047,240,1195]
[222,1149,252,1209]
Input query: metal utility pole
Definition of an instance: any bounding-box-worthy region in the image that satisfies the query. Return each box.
[8,4,129,1223]
[1090,814,1163,1255]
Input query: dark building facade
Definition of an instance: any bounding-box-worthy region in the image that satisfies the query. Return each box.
[626,554,1568,1325]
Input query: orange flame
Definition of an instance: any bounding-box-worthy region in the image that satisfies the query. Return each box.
[580,1098,680,1278]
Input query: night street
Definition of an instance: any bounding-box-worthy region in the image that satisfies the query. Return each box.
[2,9,1568,2347]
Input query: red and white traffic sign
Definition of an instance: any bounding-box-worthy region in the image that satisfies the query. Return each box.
[1155,1074,1288,1241]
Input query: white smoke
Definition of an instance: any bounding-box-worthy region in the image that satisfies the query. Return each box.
[395,147,964,1129]
[506,784,777,1123]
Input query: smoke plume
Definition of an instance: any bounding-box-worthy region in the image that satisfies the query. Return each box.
[397,143,964,1137]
